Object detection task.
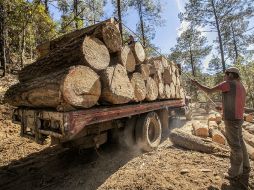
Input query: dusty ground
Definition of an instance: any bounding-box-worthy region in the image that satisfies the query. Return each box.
[0,75,253,190]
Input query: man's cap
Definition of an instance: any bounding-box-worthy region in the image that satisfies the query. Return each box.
[225,67,240,76]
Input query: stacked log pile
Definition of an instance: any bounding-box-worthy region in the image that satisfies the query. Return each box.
[4,18,184,111]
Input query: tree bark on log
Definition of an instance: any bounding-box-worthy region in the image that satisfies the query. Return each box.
[130,72,146,102]
[19,36,110,82]
[5,66,101,111]
[37,18,120,57]
[117,45,136,72]
[192,121,209,138]
[145,77,158,101]
[100,64,134,104]
[170,129,228,153]
[130,42,145,64]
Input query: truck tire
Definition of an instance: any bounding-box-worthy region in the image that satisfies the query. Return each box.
[135,112,162,152]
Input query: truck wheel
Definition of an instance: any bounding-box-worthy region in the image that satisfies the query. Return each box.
[135,112,162,152]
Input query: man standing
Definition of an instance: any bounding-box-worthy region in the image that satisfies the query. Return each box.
[191,67,250,180]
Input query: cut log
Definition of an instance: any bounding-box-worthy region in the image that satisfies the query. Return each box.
[210,128,226,145]
[100,64,134,104]
[19,36,110,82]
[153,71,163,84]
[242,129,254,147]
[175,85,181,98]
[243,124,254,135]
[244,113,253,122]
[149,57,164,73]
[245,142,254,160]
[117,45,136,72]
[157,82,165,99]
[170,61,177,74]
[136,64,150,80]
[130,72,146,102]
[130,42,145,64]
[192,121,209,138]
[170,82,176,98]
[163,67,172,84]
[170,129,228,153]
[36,18,120,57]
[208,120,218,129]
[164,84,171,99]
[145,77,158,101]
[180,87,185,99]
[5,66,101,111]
[98,22,122,53]
[171,72,177,86]
[208,113,222,123]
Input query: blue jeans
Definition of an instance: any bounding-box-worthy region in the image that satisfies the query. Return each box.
[224,120,250,176]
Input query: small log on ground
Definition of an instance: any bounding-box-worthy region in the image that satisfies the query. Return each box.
[210,128,226,145]
[5,66,101,111]
[130,72,146,102]
[208,113,222,123]
[130,42,145,64]
[243,124,254,134]
[145,77,158,101]
[242,129,254,147]
[170,129,228,153]
[208,120,218,129]
[100,64,134,104]
[117,45,136,72]
[136,64,150,80]
[245,142,254,160]
[192,121,209,138]
[19,36,110,82]
[244,113,253,122]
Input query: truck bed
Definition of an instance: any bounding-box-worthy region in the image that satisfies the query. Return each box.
[13,99,185,144]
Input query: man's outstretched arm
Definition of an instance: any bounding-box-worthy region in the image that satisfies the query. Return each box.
[191,79,221,94]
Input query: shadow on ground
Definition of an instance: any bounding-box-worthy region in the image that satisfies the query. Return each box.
[0,141,142,190]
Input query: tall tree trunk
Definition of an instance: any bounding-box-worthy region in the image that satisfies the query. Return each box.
[211,0,225,72]
[20,22,26,68]
[117,0,123,44]
[43,0,49,13]
[0,3,6,77]
[231,23,239,62]
[138,1,145,48]
[74,0,78,29]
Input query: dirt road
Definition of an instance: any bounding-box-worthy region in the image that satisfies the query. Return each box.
[0,104,253,190]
